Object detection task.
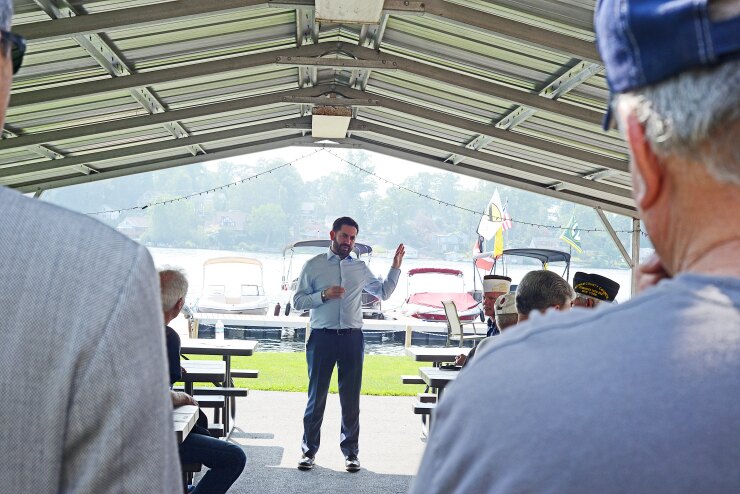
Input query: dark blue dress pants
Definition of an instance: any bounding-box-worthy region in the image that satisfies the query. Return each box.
[302,329,364,458]
[179,432,246,494]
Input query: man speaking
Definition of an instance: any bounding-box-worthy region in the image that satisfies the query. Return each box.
[293,217,405,472]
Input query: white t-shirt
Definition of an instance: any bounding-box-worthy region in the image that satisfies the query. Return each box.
[410,274,740,494]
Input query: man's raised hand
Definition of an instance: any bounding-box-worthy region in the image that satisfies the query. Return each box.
[392,244,406,269]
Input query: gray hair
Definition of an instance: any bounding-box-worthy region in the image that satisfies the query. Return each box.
[0,1,12,31]
[616,59,740,185]
[515,270,575,317]
[575,293,603,307]
[159,267,189,312]
[495,313,519,331]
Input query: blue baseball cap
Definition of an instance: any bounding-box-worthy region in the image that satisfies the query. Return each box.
[595,0,740,128]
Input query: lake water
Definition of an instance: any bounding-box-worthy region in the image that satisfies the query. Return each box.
[149,246,632,355]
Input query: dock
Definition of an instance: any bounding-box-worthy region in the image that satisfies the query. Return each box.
[191,312,448,333]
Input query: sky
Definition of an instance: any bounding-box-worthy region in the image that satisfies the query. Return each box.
[212,146,480,192]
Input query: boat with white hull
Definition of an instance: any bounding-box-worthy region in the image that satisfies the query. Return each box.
[195,257,270,315]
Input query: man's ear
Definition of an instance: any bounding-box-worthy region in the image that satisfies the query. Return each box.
[329,230,336,241]
[625,111,664,210]
[175,297,185,312]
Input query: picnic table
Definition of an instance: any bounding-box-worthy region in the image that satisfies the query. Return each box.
[418,366,459,400]
[180,339,258,437]
[173,405,199,443]
[180,360,226,394]
[405,346,470,366]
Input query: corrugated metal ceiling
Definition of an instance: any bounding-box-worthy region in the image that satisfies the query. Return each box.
[1,0,634,217]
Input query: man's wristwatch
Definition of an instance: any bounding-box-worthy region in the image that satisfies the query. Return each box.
[320,290,327,302]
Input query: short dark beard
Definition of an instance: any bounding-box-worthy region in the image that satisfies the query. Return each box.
[331,238,350,259]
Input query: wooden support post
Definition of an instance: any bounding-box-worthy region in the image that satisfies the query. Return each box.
[404,325,412,348]
[190,318,199,339]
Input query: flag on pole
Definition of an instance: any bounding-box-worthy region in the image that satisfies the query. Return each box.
[477,190,504,240]
[493,227,504,258]
[560,215,583,253]
[473,236,494,271]
[502,203,513,231]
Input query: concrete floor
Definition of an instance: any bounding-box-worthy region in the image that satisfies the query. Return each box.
[198,390,427,494]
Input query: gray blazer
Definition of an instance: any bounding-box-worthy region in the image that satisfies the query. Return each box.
[0,187,181,493]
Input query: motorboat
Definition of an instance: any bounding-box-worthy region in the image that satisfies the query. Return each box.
[472,248,571,294]
[195,257,270,315]
[280,239,383,319]
[400,267,480,322]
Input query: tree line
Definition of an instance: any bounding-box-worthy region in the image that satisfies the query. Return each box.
[43,150,641,267]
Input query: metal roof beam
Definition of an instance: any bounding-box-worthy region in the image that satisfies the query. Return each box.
[497,61,603,131]
[595,207,634,267]
[337,135,636,217]
[2,125,66,160]
[9,43,328,107]
[550,169,615,191]
[0,86,350,151]
[355,13,390,91]
[349,120,631,199]
[0,117,313,179]
[449,61,602,164]
[2,85,626,174]
[271,0,600,61]
[19,0,598,61]
[32,0,206,157]
[10,42,602,125]
[418,0,600,62]
[295,44,603,124]
[17,0,307,42]
[12,134,326,193]
[333,87,627,173]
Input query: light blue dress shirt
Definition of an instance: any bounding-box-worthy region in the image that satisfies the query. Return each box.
[293,250,401,329]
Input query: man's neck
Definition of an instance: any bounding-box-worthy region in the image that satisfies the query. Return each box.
[673,238,740,277]
[331,246,349,260]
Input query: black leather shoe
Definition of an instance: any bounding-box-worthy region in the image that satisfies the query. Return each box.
[345,455,360,472]
[298,454,315,470]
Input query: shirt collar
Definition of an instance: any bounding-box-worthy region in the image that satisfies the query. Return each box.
[326,249,354,261]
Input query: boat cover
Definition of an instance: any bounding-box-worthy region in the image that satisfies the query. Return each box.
[407,292,478,310]
[407,267,463,276]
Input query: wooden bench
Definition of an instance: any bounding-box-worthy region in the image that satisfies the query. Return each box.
[230,369,259,379]
[401,374,425,385]
[418,392,437,403]
[412,402,436,415]
[173,386,249,397]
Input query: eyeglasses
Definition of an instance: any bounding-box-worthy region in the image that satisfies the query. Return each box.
[0,30,26,74]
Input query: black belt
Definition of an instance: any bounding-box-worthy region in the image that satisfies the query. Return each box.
[312,328,361,335]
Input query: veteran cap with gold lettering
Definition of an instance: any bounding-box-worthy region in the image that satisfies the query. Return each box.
[572,272,620,302]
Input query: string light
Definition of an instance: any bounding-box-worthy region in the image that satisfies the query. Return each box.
[84,149,322,216]
[84,146,642,236]
[321,148,639,234]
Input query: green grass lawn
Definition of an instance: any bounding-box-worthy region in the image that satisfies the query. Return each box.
[183,352,429,396]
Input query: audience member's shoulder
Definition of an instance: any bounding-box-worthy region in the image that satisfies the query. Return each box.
[1,186,139,251]
[475,274,739,363]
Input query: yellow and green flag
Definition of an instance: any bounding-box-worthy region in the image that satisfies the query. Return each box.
[560,215,583,253]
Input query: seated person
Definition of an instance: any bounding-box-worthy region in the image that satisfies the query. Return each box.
[453,275,509,366]
[482,275,512,336]
[515,270,575,323]
[160,268,246,494]
[571,272,620,308]
[457,292,519,367]
[171,390,246,494]
[493,293,518,331]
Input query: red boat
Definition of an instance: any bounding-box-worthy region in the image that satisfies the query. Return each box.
[400,267,481,322]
